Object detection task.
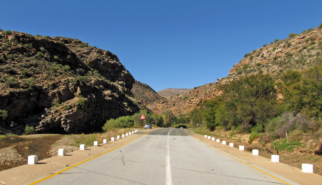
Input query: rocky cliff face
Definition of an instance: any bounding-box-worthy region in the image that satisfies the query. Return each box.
[0,31,139,133]
[157,88,191,99]
[147,25,322,115]
[131,80,165,105]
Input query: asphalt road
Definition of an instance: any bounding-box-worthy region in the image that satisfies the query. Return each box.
[34,128,292,185]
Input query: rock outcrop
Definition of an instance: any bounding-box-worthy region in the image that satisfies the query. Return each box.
[0,31,139,133]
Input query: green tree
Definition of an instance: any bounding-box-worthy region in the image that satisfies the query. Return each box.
[163,110,177,127]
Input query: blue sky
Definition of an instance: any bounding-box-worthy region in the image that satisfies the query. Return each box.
[1,0,322,91]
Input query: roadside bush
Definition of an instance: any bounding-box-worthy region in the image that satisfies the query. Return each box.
[52,98,60,107]
[271,138,301,152]
[248,131,259,144]
[25,125,35,134]
[62,105,71,110]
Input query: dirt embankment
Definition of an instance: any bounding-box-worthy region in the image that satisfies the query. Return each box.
[192,128,322,175]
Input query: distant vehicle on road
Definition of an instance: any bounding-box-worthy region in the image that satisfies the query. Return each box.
[144,123,152,129]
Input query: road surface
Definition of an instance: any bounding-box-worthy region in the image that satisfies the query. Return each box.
[33,128,294,185]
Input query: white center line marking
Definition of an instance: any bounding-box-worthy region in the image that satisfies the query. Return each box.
[166,128,174,185]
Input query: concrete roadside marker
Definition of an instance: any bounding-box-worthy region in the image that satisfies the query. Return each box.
[94,141,98,146]
[252,149,259,155]
[302,164,313,173]
[126,133,128,136]
[111,137,115,141]
[117,135,120,139]
[122,134,125,138]
[208,136,211,139]
[229,143,234,147]
[216,139,220,142]
[132,131,134,134]
[58,149,66,156]
[204,135,207,138]
[103,139,107,143]
[129,132,131,135]
[222,141,226,145]
[239,145,244,151]
[271,155,279,162]
[212,137,215,141]
[28,155,38,164]
[80,144,86,150]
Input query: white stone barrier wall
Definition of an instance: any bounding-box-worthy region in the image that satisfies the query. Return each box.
[80,144,86,150]
[94,141,98,146]
[271,155,279,162]
[222,141,226,145]
[103,139,107,143]
[208,136,211,139]
[58,149,66,156]
[117,135,120,140]
[122,134,125,138]
[129,132,131,135]
[302,164,313,173]
[126,133,128,136]
[111,137,115,141]
[252,149,259,156]
[229,143,234,147]
[239,146,244,151]
[212,137,215,141]
[204,135,207,138]
[28,155,38,165]
[216,139,220,142]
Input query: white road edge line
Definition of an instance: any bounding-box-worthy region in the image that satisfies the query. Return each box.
[166,128,174,185]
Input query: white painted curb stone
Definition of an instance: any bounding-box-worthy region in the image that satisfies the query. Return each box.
[252,149,259,155]
[216,139,220,142]
[208,136,211,139]
[129,132,131,135]
[58,149,66,156]
[222,141,226,145]
[94,141,98,146]
[302,164,313,173]
[229,143,234,147]
[204,135,207,138]
[122,134,125,138]
[111,137,115,141]
[28,155,38,165]
[103,139,107,143]
[80,144,86,150]
[212,137,215,141]
[126,133,128,136]
[132,131,134,134]
[239,146,244,151]
[271,155,279,162]
[117,135,120,140]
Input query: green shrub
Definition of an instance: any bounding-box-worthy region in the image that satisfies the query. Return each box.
[21,70,31,78]
[62,105,71,110]
[25,125,35,134]
[271,138,301,152]
[236,68,243,74]
[78,98,86,106]
[79,43,88,48]
[52,98,60,107]
[6,76,18,88]
[54,55,60,61]
[289,33,297,38]
[0,110,8,120]
[248,131,259,144]
[63,65,71,71]
[4,30,12,35]
[274,39,279,42]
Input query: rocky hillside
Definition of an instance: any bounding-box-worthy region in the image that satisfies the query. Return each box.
[147,24,322,115]
[0,30,140,134]
[131,80,165,105]
[157,88,191,99]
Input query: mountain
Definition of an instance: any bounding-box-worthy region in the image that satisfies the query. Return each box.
[131,80,165,105]
[147,25,322,115]
[157,88,191,99]
[0,30,140,134]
